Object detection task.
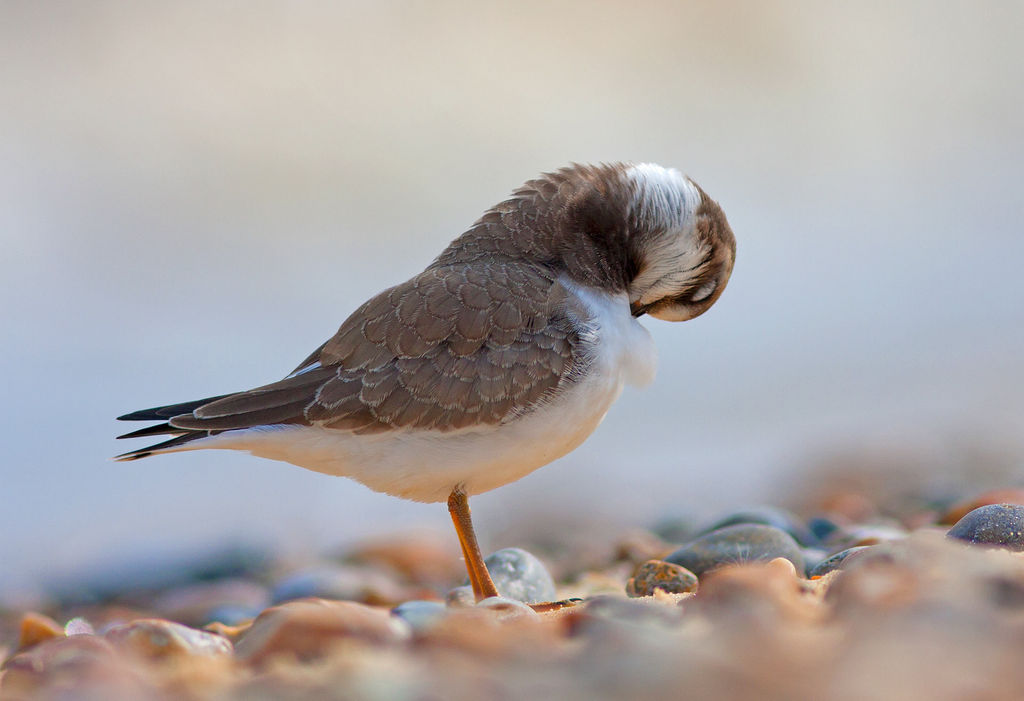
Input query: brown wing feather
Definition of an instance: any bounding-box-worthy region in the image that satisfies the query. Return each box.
[168,262,587,435]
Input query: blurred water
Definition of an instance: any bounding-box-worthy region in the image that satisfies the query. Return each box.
[1,1,1022,593]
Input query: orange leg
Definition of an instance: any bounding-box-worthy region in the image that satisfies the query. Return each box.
[447,487,500,601]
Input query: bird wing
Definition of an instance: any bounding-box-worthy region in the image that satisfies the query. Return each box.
[129,262,590,440]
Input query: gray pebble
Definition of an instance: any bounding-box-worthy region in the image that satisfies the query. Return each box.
[948,504,1024,551]
[665,524,805,577]
[807,546,872,578]
[391,600,448,631]
[448,548,556,605]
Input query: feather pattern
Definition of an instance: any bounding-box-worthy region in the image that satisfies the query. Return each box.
[116,162,735,470]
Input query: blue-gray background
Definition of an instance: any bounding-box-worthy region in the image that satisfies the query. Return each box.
[2,2,1022,594]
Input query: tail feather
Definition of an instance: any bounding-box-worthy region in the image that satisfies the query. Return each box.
[116,371,324,460]
[114,432,211,461]
[116,394,234,460]
[116,422,190,440]
[117,394,233,422]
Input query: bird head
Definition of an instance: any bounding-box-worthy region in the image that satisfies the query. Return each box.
[622,163,736,321]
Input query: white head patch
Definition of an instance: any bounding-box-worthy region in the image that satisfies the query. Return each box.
[623,163,709,306]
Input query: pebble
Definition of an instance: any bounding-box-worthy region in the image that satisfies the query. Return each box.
[625,560,698,597]
[1,635,141,698]
[391,600,448,631]
[234,598,410,667]
[65,617,95,636]
[104,618,233,660]
[665,524,805,577]
[17,612,63,650]
[413,606,560,660]
[19,486,1024,699]
[807,546,873,578]
[448,548,557,605]
[475,597,541,621]
[947,504,1024,551]
[825,551,920,613]
[699,506,817,546]
[697,557,813,623]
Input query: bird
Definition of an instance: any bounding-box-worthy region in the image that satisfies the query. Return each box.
[116,162,736,604]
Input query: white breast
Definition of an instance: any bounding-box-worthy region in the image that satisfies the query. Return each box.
[177,283,657,503]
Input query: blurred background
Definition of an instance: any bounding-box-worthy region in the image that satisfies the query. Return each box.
[1,1,1022,595]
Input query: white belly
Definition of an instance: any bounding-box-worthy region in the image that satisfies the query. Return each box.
[181,285,656,503]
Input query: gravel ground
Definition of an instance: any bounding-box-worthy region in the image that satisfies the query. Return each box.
[4,485,1024,700]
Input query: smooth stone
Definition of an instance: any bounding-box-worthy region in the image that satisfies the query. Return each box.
[105,618,233,660]
[271,564,406,605]
[947,504,1024,551]
[17,612,63,650]
[475,597,540,621]
[455,548,557,605]
[625,560,698,597]
[1,635,141,697]
[665,524,805,577]
[391,600,448,631]
[64,617,95,636]
[235,599,410,667]
[699,507,817,546]
[807,546,872,578]
[697,557,806,620]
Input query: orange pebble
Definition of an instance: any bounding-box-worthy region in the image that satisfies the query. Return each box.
[18,612,63,650]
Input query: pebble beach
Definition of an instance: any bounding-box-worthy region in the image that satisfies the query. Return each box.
[5,479,1024,700]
